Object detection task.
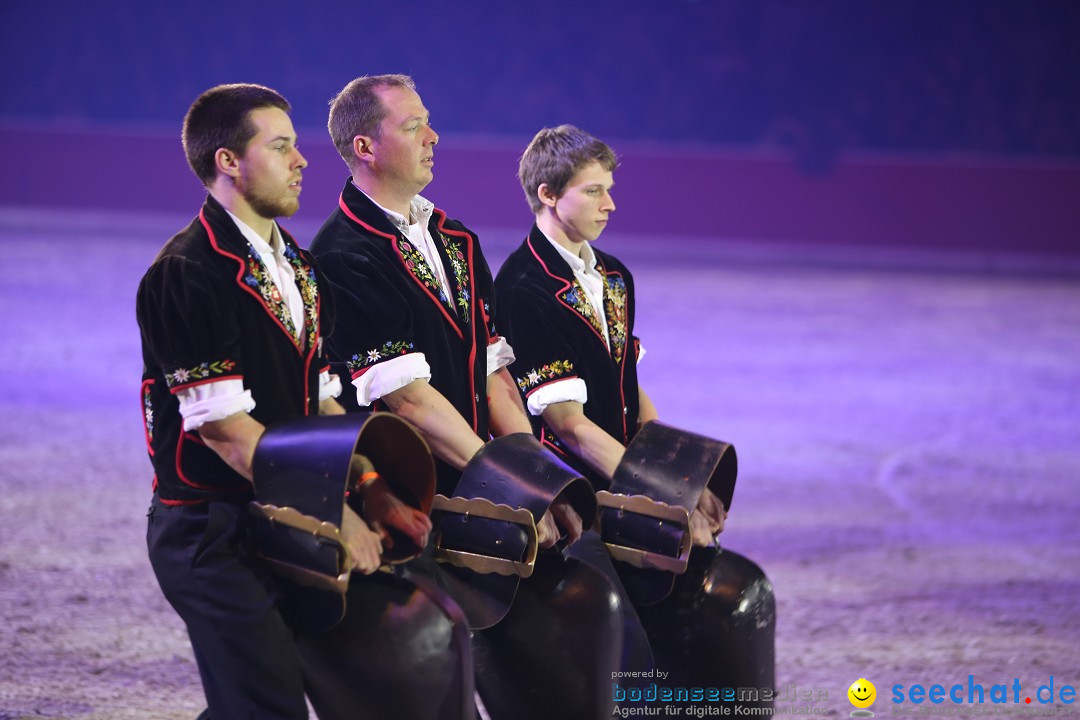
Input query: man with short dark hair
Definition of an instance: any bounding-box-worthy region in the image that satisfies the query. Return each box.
[137,83,429,718]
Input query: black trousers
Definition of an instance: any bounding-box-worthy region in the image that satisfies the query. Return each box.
[147,496,309,719]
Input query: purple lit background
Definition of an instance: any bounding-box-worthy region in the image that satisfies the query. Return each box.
[1,2,1078,717]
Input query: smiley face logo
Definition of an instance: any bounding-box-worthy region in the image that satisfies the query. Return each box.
[848,678,876,709]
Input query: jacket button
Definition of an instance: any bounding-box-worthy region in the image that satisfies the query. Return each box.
[475,393,480,402]
[623,406,628,415]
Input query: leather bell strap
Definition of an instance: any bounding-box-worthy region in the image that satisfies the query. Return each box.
[432,432,597,579]
[599,420,737,578]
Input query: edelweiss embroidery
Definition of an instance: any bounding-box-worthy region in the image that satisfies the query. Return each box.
[282,243,319,351]
[561,281,604,338]
[603,273,628,362]
[483,300,496,338]
[396,238,449,305]
[243,249,296,340]
[516,359,574,393]
[347,340,415,376]
[439,233,470,321]
[164,359,238,389]
[143,383,154,444]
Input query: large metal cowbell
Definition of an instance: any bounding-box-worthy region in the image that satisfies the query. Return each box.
[598,420,776,699]
[599,419,737,605]
[431,432,597,629]
[249,411,435,628]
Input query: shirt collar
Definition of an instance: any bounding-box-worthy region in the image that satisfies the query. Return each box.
[541,229,599,276]
[225,209,283,258]
[352,181,434,234]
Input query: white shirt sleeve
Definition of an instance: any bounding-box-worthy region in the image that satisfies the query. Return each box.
[176,378,256,431]
[636,342,646,364]
[525,377,588,417]
[318,368,343,402]
[352,352,432,406]
[486,336,516,376]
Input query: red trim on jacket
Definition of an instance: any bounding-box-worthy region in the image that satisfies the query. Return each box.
[157,495,211,507]
[523,375,581,399]
[539,427,575,464]
[301,276,319,417]
[200,209,305,354]
[201,211,320,417]
[174,431,243,493]
[527,236,630,442]
[338,194,464,340]
[167,375,243,394]
[526,236,608,348]
[435,209,480,431]
[604,267,630,442]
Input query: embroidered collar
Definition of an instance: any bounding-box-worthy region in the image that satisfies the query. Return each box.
[349,185,468,332]
[528,225,628,364]
[342,182,472,334]
[203,200,319,353]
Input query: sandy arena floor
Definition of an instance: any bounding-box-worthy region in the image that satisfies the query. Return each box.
[1,209,1077,719]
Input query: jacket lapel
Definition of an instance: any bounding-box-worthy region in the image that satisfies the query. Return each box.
[338,183,464,340]
[432,211,473,330]
[201,197,313,353]
[280,229,320,352]
[526,225,609,351]
[599,261,628,364]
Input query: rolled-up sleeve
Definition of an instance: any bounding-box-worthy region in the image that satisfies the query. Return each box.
[524,376,588,416]
[351,351,432,406]
[486,336,515,376]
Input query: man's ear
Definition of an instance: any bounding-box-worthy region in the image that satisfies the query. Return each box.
[537,183,558,209]
[352,134,375,165]
[214,147,241,179]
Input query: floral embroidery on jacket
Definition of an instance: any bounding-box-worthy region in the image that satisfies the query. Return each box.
[346,340,415,376]
[439,232,471,321]
[561,280,604,339]
[516,359,574,393]
[143,382,154,444]
[243,251,294,338]
[283,243,320,351]
[241,242,320,350]
[603,273,628,363]
[483,300,496,339]
[164,359,238,390]
[396,238,450,305]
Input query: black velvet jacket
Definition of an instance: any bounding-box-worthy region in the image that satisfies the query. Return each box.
[137,195,331,504]
[494,225,642,489]
[310,180,498,495]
